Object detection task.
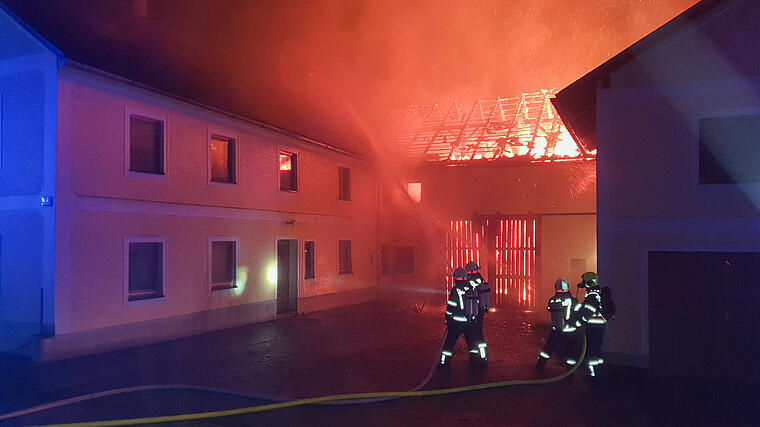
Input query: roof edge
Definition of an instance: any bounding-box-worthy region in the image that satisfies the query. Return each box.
[0,1,66,63]
[63,60,369,162]
[558,0,727,97]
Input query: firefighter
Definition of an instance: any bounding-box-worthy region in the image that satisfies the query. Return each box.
[465,261,490,357]
[536,278,577,369]
[440,267,488,367]
[568,271,607,378]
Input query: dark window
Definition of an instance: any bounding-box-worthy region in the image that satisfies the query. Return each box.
[128,242,163,300]
[381,245,414,275]
[381,244,392,275]
[394,246,414,274]
[129,115,164,174]
[699,115,760,184]
[304,240,315,279]
[211,136,236,183]
[279,151,298,191]
[338,240,352,274]
[211,240,236,290]
[338,167,351,200]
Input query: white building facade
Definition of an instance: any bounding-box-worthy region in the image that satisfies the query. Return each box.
[0,7,380,360]
[556,0,760,380]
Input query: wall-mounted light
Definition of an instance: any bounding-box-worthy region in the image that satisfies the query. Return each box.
[41,196,53,207]
[285,219,296,226]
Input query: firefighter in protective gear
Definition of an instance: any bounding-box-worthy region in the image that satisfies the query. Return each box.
[536,278,578,369]
[440,267,488,366]
[568,271,607,377]
[465,261,490,360]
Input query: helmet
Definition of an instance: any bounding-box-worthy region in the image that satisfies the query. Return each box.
[453,267,467,281]
[580,271,599,288]
[465,261,480,274]
[554,279,569,292]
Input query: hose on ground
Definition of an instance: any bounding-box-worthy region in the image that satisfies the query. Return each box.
[0,333,587,426]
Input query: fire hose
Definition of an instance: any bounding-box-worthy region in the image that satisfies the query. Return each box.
[0,333,586,426]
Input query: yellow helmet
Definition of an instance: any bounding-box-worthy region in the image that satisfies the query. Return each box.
[580,271,599,288]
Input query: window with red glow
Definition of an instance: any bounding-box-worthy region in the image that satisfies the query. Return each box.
[210,135,236,183]
[407,182,421,202]
[279,151,297,191]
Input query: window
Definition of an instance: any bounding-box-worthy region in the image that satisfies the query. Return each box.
[210,135,236,183]
[338,240,352,274]
[129,114,164,174]
[304,240,315,279]
[279,151,298,191]
[699,115,760,184]
[210,238,237,291]
[407,182,422,202]
[338,167,351,200]
[127,239,165,301]
[381,245,414,275]
[394,246,414,274]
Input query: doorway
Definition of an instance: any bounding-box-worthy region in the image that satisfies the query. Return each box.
[445,216,540,308]
[276,239,298,314]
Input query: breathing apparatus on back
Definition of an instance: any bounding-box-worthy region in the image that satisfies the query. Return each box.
[465,261,490,311]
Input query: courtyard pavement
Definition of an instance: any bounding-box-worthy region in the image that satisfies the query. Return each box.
[0,301,757,426]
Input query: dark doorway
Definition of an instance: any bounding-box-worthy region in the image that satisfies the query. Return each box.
[276,239,298,314]
[649,251,760,382]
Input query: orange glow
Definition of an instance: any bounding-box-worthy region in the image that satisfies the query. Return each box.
[386,90,591,163]
[489,307,497,313]
[407,182,422,202]
[279,152,292,171]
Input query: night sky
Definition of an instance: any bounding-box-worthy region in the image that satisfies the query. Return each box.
[6,0,699,151]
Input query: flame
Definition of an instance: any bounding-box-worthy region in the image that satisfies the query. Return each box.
[386,90,592,163]
[279,153,292,171]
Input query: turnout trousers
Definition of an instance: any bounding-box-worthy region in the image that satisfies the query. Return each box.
[582,324,606,376]
[537,328,570,367]
[440,321,488,365]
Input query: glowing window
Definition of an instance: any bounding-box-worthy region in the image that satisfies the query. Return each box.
[304,240,315,279]
[210,238,237,291]
[407,182,422,202]
[338,166,351,201]
[279,151,298,191]
[129,115,164,174]
[210,135,236,183]
[127,240,165,301]
[338,240,352,274]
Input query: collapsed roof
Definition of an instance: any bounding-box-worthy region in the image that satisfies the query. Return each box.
[384,90,594,163]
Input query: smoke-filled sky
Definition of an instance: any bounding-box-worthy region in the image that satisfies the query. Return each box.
[6,0,699,150]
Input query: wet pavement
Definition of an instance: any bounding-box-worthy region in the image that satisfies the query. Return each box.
[1,301,757,426]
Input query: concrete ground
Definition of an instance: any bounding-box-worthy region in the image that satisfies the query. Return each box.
[1,301,757,426]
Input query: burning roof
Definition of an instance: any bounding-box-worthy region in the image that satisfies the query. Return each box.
[384,90,595,163]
